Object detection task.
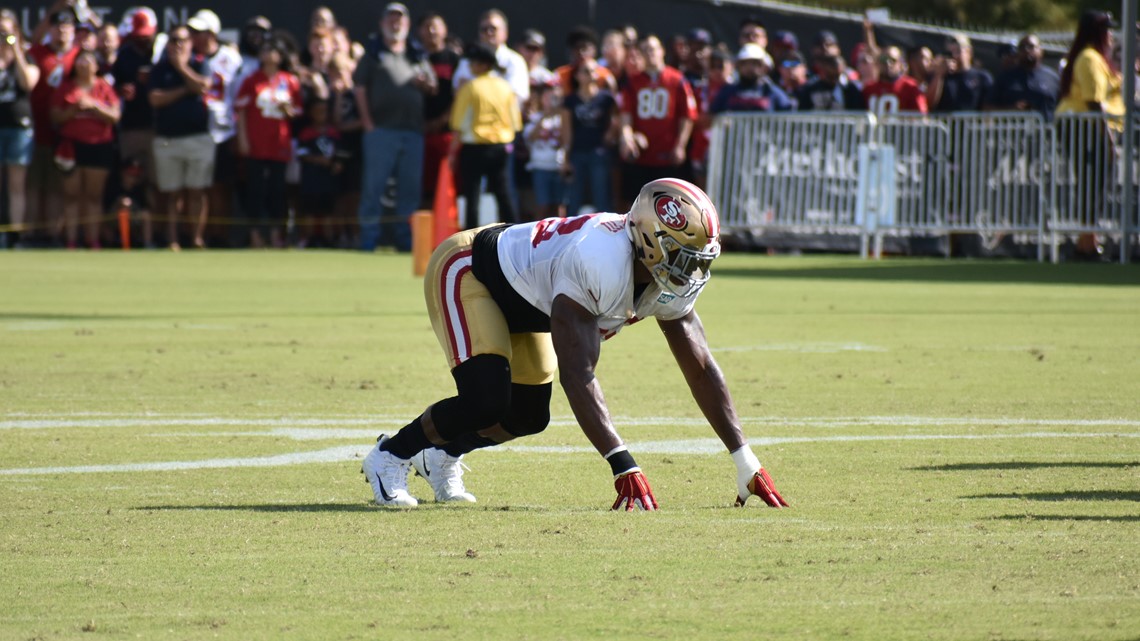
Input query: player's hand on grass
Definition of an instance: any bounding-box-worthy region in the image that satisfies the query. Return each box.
[736,467,789,508]
[612,469,658,511]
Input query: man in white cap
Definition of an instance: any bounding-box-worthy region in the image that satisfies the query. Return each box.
[709,43,794,114]
[189,9,242,241]
[148,22,214,249]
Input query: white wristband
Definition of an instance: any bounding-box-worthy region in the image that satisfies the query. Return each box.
[603,445,628,460]
[731,445,761,475]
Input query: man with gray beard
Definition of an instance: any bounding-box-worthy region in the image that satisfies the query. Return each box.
[354,2,436,252]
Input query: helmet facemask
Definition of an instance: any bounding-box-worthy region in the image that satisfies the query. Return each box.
[652,234,719,298]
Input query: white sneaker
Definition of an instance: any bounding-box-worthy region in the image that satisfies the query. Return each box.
[362,436,418,507]
[411,448,477,503]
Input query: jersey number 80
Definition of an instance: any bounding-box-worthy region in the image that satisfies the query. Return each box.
[636,88,670,119]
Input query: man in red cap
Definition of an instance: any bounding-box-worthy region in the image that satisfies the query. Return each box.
[111,8,160,195]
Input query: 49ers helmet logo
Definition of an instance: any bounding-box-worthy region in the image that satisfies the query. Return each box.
[654,195,687,230]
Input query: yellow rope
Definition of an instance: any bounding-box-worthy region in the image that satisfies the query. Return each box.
[0,212,413,233]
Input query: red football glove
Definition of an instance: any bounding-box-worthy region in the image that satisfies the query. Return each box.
[612,469,659,511]
[735,467,789,508]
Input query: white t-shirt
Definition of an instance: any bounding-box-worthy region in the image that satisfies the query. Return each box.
[453,44,530,105]
[203,44,243,143]
[496,212,698,338]
[523,111,563,171]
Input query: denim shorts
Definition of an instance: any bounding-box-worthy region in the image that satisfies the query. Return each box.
[0,127,33,166]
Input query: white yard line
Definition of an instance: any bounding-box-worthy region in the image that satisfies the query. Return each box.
[711,342,888,353]
[0,431,1136,476]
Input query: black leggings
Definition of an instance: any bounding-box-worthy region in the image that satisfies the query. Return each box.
[245,158,287,237]
[459,143,516,229]
[382,353,553,459]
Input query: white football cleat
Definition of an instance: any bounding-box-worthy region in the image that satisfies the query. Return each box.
[411,448,476,503]
[362,436,418,507]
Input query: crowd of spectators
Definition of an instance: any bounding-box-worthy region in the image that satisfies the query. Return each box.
[0,1,1135,250]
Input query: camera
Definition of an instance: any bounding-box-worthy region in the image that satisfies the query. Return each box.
[2,34,15,46]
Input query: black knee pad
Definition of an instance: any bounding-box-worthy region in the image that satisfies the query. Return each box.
[446,354,512,430]
[502,383,552,437]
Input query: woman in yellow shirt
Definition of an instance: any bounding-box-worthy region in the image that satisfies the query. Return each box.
[1057,10,1122,116]
[1055,10,1120,259]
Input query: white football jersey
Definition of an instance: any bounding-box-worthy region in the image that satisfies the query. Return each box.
[496,213,699,338]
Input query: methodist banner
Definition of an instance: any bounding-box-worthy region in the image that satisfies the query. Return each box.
[710,111,1139,259]
[12,0,1054,69]
[708,111,1063,257]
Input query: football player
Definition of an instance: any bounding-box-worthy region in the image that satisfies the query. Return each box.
[362,178,788,511]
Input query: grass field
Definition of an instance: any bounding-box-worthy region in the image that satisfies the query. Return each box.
[2,251,1139,641]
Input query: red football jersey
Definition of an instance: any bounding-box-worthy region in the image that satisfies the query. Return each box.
[29,43,81,145]
[620,66,697,167]
[235,70,302,162]
[51,78,119,145]
[862,76,928,114]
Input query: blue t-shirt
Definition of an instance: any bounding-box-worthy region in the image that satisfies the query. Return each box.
[149,55,211,138]
[563,91,616,154]
[710,79,795,114]
[988,66,1060,119]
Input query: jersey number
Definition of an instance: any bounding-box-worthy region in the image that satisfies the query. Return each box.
[256,86,290,119]
[636,88,670,120]
[867,94,899,116]
[531,214,597,247]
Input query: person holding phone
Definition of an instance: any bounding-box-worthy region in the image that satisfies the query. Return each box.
[0,9,38,248]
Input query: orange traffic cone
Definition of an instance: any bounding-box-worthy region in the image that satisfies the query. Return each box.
[410,211,433,276]
[118,203,131,251]
[432,157,458,247]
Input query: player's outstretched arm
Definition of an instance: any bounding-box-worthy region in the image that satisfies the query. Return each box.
[658,310,747,451]
[551,294,658,511]
[659,311,789,508]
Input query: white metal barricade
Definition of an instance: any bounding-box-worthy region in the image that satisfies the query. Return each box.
[1050,113,1124,261]
[872,113,950,233]
[1049,113,1139,262]
[707,113,872,233]
[706,111,1136,262]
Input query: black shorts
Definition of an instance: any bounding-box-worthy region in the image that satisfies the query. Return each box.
[471,223,551,334]
[299,193,336,215]
[74,141,116,170]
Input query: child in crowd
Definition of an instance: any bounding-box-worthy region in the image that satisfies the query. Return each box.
[523,81,564,218]
[107,156,154,248]
[294,98,343,248]
[235,39,302,248]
